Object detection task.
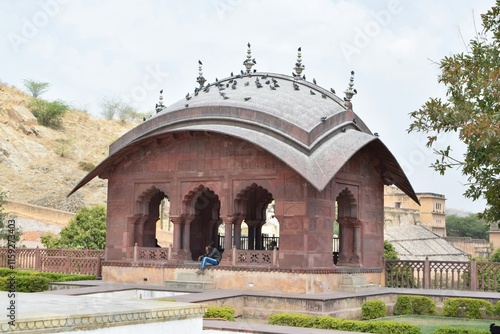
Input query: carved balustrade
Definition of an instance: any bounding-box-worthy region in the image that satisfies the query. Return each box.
[0,248,104,276]
[385,258,500,293]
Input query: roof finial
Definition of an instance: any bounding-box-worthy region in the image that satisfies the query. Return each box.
[343,70,357,109]
[155,89,165,113]
[196,60,206,88]
[243,42,256,73]
[293,47,305,80]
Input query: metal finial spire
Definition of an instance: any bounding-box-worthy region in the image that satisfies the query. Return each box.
[293,47,305,80]
[344,70,357,101]
[243,42,256,73]
[155,89,165,113]
[196,60,206,87]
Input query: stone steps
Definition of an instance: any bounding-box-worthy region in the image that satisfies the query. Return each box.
[339,274,379,293]
[164,280,215,290]
[164,269,216,290]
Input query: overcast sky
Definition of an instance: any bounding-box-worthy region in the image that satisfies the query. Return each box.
[1,0,492,213]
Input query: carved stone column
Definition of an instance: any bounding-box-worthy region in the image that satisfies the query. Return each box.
[127,214,142,248]
[255,220,265,250]
[337,217,350,265]
[135,215,148,247]
[245,220,258,250]
[233,216,244,249]
[208,219,217,244]
[352,219,362,264]
[182,214,195,259]
[224,218,233,251]
[170,216,183,253]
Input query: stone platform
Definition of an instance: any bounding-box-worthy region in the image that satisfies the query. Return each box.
[165,270,216,290]
[0,292,205,333]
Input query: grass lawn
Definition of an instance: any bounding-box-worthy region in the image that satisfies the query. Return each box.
[374,315,494,334]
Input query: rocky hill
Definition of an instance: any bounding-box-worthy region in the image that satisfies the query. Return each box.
[0,82,138,212]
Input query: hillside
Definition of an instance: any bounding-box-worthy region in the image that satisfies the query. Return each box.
[0,82,138,212]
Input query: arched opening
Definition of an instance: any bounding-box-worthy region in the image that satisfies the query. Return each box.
[133,188,169,248]
[336,187,362,266]
[142,192,165,247]
[155,197,173,247]
[234,183,273,250]
[184,186,221,260]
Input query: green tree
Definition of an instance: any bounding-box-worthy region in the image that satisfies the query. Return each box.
[0,192,23,247]
[384,240,399,260]
[29,98,69,129]
[41,205,106,249]
[407,2,500,224]
[446,214,489,239]
[491,248,500,262]
[22,79,50,98]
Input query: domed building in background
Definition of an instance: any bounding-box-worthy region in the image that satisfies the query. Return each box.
[70,45,419,293]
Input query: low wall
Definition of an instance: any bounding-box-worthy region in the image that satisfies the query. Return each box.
[445,237,491,258]
[102,264,383,294]
[5,200,74,226]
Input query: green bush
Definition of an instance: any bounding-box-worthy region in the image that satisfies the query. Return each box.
[394,295,436,316]
[394,295,413,315]
[268,313,420,334]
[443,298,493,319]
[29,98,69,129]
[494,301,500,315]
[0,268,14,277]
[433,327,490,334]
[203,306,235,321]
[0,270,95,292]
[2,275,51,292]
[361,300,387,320]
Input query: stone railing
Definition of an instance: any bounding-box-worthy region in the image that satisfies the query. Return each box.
[127,245,172,262]
[385,258,500,292]
[125,244,279,267]
[232,247,278,267]
[0,248,104,276]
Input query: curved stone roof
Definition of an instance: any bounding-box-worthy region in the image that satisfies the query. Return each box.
[69,72,419,204]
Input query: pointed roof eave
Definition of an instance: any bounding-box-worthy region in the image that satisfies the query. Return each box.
[68,125,419,206]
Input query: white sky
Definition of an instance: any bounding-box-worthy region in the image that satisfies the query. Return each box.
[0,0,492,213]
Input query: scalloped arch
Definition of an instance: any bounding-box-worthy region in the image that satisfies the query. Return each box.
[336,187,358,219]
[135,185,168,215]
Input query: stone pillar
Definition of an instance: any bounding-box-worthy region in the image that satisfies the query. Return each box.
[170,216,183,253]
[182,215,195,259]
[255,220,264,250]
[233,217,243,249]
[352,220,362,264]
[135,215,148,247]
[209,219,217,244]
[337,218,349,264]
[224,218,233,251]
[246,220,258,250]
[127,214,142,248]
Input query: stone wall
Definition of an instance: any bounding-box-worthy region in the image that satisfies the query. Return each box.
[444,237,491,258]
[5,200,74,226]
[102,265,383,294]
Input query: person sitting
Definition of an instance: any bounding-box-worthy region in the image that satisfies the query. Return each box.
[196,241,221,274]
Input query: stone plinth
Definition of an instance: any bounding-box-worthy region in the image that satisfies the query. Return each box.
[103,264,383,294]
[0,292,205,333]
[339,274,379,293]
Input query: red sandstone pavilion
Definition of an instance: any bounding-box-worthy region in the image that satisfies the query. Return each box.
[69,45,419,293]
